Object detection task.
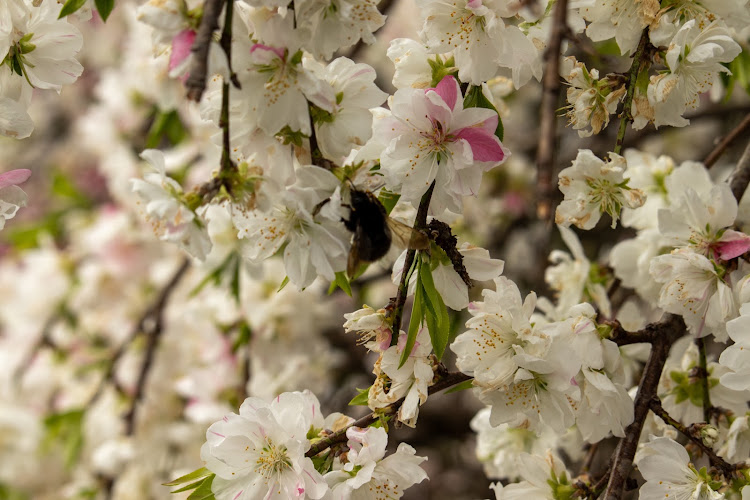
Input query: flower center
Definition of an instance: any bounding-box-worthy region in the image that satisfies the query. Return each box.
[254,439,292,480]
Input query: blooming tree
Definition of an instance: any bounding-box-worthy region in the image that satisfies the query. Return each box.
[2,0,750,499]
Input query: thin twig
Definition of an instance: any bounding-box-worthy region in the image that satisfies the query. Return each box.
[603,315,685,500]
[729,139,750,202]
[389,182,435,343]
[305,370,471,457]
[535,0,569,220]
[13,311,62,382]
[604,313,685,346]
[696,337,712,423]
[648,397,737,477]
[704,112,750,168]
[185,0,226,102]
[123,258,191,435]
[613,30,649,155]
[191,0,239,204]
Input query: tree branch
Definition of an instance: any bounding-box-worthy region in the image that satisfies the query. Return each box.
[603,315,685,500]
[704,112,750,169]
[535,0,569,220]
[123,258,191,435]
[305,370,471,457]
[185,0,226,102]
[648,396,737,478]
[604,313,685,346]
[389,182,435,343]
[729,139,750,203]
[696,337,712,423]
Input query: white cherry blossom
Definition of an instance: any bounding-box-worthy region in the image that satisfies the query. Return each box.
[635,436,723,500]
[306,57,388,162]
[556,149,645,230]
[719,303,750,391]
[131,150,212,260]
[324,426,428,499]
[200,391,329,500]
[3,0,84,91]
[650,248,735,340]
[369,328,434,427]
[647,20,741,129]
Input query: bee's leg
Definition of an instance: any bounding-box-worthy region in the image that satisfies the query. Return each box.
[312,198,331,217]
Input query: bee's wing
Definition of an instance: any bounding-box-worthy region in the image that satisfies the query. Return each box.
[347,239,361,277]
[387,218,430,250]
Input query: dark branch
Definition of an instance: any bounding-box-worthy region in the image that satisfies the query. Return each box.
[535,0,569,220]
[389,182,435,343]
[123,258,191,435]
[704,112,750,169]
[729,139,750,203]
[305,370,471,457]
[605,313,685,346]
[603,315,685,500]
[648,396,738,478]
[185,0,226,102]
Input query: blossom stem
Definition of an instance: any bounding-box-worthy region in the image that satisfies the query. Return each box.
[305,370,471,457]
[704,112,750,168]
[185,0,226,101]
[613,30,649,156]
[648,396,737,477]
[389,182,435,345]
[603,316,685,500]
[535,0,569,221]
[696,337,712,423]
[729,139,750,202]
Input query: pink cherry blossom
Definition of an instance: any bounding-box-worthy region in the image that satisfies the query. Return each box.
[0,169,31,188]
[376,75,509,214]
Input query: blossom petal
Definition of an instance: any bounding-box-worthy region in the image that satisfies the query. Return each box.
[453,127,506,162]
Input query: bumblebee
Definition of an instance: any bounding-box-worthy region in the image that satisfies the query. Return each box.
[344,188,429,277]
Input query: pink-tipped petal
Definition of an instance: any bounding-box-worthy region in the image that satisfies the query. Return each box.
[250,43,286,60]
[430,75,459,111]
[714,230,750,260]
[170,29,196,73]
[0,169,31,188]
[454,128,506,162]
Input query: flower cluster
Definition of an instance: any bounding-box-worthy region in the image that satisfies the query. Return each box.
[1,0,83,139]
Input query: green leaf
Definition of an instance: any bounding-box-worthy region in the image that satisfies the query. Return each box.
[189,252,237,298]
[186,475,215,500]
[164,467,212,487]
[0,483,29,500]
[723,48,750,99]
[43,409,85,468]
[418,255,450,359]
[445,379,474,393]
[348,387,371,406]
[400,268,424,368]
[229,253,241,303]
[231,323,252,353]
[377,189,401,215]
[277,276,290,292]
[52,171,92,206]
[146,109,187,149]
[463,85,504,141]
[58,0,87,18]
[327,271,352,297]
[94,0,115,21]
